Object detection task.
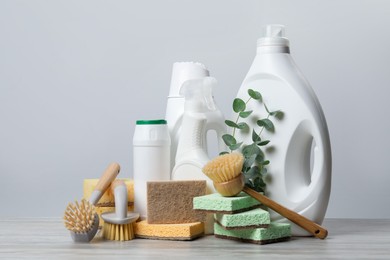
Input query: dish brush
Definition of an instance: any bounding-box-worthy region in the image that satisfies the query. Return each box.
[101,180,139,241]
[63,162,121,242]
[64,199,99,242]
[202,153,328,239]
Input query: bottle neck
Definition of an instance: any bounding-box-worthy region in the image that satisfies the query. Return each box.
[257,45,290,54]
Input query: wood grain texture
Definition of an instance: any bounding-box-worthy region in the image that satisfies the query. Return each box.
[243,186,328,239]
[1,219,390,259]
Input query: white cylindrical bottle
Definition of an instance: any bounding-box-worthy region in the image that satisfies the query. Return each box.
[133,119,171,220]
[236,24,332,236]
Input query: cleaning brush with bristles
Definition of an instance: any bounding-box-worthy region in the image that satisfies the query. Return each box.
[63,162,121,242]
[202,153,329,239]
[64,199,99,242]
[202,152,245,196]
[101,180,139,241]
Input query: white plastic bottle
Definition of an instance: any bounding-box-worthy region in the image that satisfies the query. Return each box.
[133,119,171,220]
[235,24,332,236]
[165,62,210,174]
[171,77,226,234]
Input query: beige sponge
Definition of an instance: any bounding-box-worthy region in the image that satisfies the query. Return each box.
[134,220,204,241]
[83,178,134,226]
[147,180,207,224]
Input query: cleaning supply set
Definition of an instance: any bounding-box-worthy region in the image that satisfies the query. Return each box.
[64,24,332,246]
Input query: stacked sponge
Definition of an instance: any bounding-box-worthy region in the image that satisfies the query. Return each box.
[134,180,207,241]
[193,192,291,245]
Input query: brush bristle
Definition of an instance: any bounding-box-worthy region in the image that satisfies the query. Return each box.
[202,153,244,183]
[63,199,96,233]
[103,222,135,241]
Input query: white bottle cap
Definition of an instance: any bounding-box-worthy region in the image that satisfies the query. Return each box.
[168,62,210,97]
[257,24,289,47]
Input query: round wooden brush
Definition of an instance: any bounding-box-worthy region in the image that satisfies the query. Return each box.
[64,199,99,242]
[202,153,328,239]
[63,162,121,242]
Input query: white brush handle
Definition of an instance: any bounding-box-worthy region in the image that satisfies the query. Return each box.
[111,180,128,219]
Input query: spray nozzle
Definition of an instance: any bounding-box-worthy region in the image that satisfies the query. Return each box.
[180,77,217,112]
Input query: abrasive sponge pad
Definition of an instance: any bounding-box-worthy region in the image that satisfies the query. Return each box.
[134,220,204,241]
[214,222,291,245]
[215,208,270,229]
[147,180,207,224]
[193,192,260,213]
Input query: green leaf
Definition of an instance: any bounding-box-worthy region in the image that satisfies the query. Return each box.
[261,160,270,166]
[233,98,246,113]
[225,120,238,128]
[258,140,270,146]
[252,130,261,143]
[245,165,260,178]
[239,110,253,118]
[244,154,257,168]
[222,134,236,146]
[257,119,275,132]
[270,110,283,119]
[219,151,229,156]
[248,89,262,101]
[237,122,249,130]
[242,143,261,158]
[255,153,264,164]
[229,142,243,151]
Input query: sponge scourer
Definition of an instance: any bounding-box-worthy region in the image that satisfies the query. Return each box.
[215,208,270,230]
[214,222,291,245]
[134,220,204,241]
[147,180,206,224]
[193,192,260,213]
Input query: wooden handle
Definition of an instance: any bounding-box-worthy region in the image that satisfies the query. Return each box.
[94,162,120,192]
[243,186,328,239]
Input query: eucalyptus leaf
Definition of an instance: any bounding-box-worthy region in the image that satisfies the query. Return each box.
[248,89,262,101]
[222,134,236,146]
[257,118,275,132]
[237,122,249,130]
[233,98,246,113]
[229,142,243,151]
[258,140,270,146]
[252,130,261,143]
[239,110,253,118]
[242,143,261,158]
[261,160,270,165]
[244,154,257,168]
[225,120,238,128]
[219,151,229,156]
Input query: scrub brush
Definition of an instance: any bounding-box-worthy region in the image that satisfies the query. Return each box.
[202,153,328,239]
[101,180,139,241]
[63,162,121,242]
[64,199,99,242]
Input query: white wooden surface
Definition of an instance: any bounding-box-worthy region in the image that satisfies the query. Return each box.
[0,218,389,259]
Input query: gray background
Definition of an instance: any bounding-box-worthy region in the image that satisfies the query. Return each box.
[1,0,389,218]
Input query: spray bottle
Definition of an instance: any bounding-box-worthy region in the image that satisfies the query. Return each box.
[171,77,226,234]
[165,62,210,173]
[235,24,332,236]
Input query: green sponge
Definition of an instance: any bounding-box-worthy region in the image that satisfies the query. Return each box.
[215,208,270,229]
[193,192,260,213]
[214,222,291,245]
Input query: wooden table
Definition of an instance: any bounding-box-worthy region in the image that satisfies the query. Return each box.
[0,218,389,259]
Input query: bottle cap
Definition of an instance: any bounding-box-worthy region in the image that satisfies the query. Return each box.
[257,24,289,47]
[136,119,167,125]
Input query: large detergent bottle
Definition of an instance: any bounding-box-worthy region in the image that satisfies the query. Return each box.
[235,24,331,236]
[165,62,210,173]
